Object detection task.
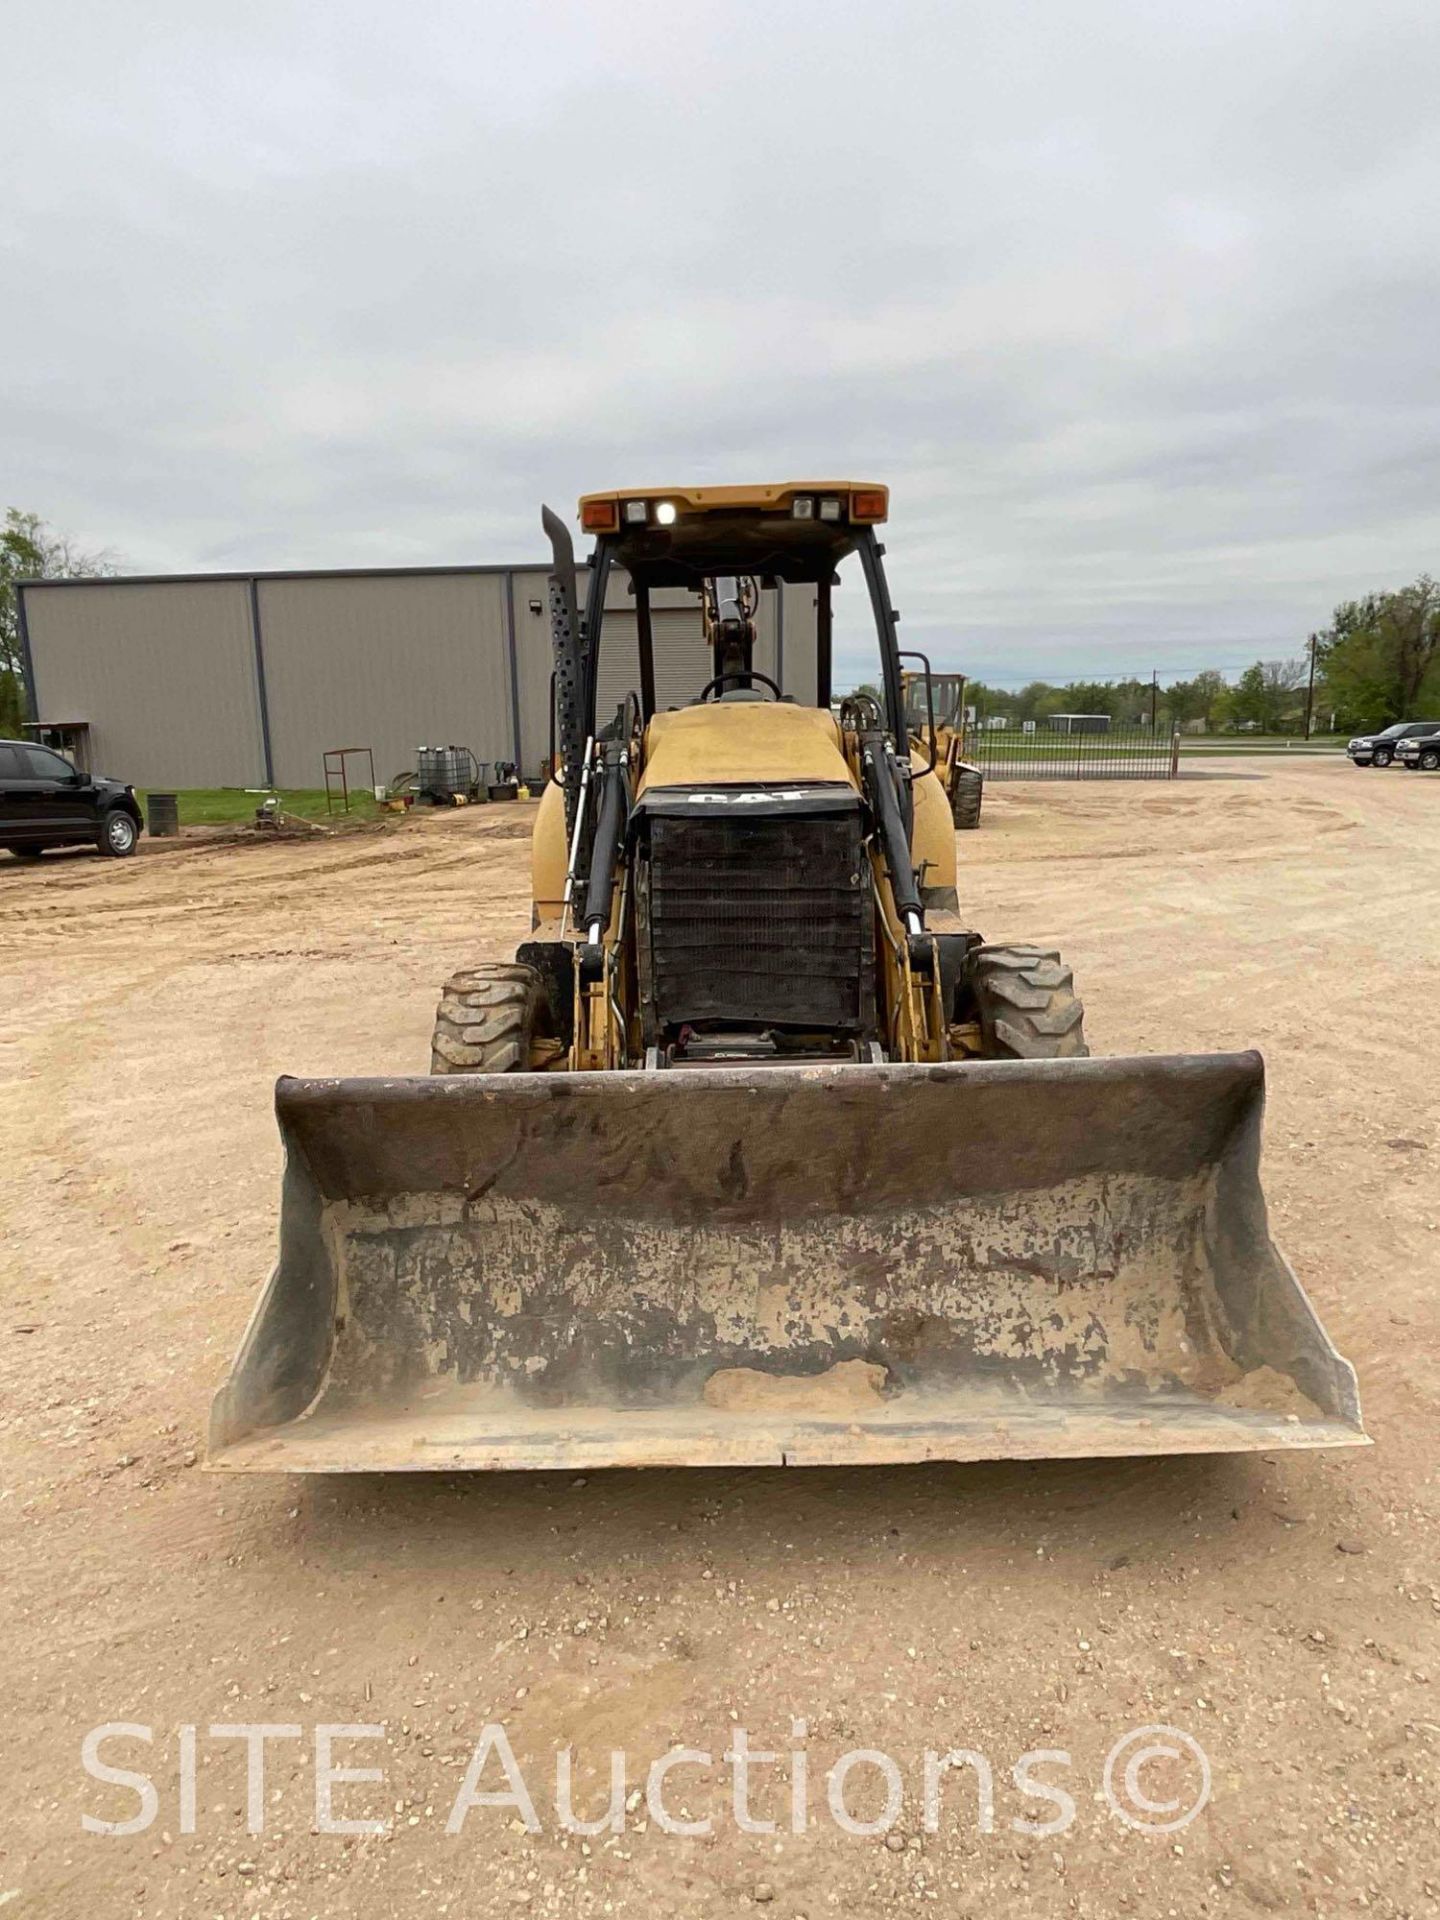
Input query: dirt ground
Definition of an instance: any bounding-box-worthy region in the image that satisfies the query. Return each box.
[2,758,1436,1918]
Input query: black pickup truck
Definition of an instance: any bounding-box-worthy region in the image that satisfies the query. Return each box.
[0,739,143,859]
[1397,726,1440,772]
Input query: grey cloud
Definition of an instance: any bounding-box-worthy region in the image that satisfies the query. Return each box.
[4,0,1439,689]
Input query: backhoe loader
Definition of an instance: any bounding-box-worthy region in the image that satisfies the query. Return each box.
[902,666,984,828]
[210,483,1365,1472]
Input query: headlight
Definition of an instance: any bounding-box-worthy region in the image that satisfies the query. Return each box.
[791,496,815,519]
[1348,739,1361,748]
[623,499,648,525]
[818,497,843,522]
[654,500,677,526]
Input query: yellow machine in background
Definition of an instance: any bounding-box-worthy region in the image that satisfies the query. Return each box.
[210,482,1365,1475]
[902,667,984,829]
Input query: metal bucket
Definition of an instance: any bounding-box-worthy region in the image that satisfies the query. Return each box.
[209,1054,1365,1473]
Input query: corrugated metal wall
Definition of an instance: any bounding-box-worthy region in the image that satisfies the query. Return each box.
[256,572,515,790]
[593,582,786,722]
[508,568,556,775]
[20,565,820,792]
[22,579,266,788]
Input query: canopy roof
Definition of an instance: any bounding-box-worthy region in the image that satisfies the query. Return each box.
[578,482,888,587]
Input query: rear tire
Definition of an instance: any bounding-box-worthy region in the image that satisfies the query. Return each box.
[967,945,1088,1059]
[950,765,983,831]
[430,962,547,1074]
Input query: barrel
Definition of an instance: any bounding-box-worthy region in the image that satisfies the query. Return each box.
[147,792,180,838]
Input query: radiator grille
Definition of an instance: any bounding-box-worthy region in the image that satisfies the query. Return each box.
[643,811,870,1032]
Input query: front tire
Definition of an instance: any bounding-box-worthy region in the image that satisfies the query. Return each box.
[430,962,549,1074]
[1420,748,1440,772]
[1372,748,1393,768]
[98,810,138,857]
[966,945,1088,1059]
[950,765,983,831]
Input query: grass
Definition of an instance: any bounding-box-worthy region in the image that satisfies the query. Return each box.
[138,786,382,827]
[963,733,1345,762]
[963,738,1178,768]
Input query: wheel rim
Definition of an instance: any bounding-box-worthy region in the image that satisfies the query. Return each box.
[107,814,136,851]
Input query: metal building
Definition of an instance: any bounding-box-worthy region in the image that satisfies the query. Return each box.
[17,562,817,792]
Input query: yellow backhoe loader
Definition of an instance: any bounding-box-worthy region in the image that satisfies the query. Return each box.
[902,666,984,828]
[210,483,1365,1473]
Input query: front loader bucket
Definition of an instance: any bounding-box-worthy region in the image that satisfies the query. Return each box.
[209,1055,1365,1473]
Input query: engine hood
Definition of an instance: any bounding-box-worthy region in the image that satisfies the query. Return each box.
[638,701,855,796]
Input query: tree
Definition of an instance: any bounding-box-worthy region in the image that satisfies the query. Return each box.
[1193,668,1229,728]
[1012,680,1060,723]
[1226,663,1269,731]
[964,678,1013,722]
[1,511,121,734]
[1261,656,1308,732]
[1165,669,1229,730]
[1317,578,1440,732]
[1224,657,1307,733]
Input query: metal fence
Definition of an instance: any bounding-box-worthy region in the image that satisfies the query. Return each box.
[960,723,1180,781]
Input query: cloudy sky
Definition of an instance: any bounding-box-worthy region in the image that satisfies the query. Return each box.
[5,1,1439,687]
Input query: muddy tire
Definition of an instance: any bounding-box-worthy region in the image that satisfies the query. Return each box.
[430,962,545,1074]
[950,765,983,830]
[968,944,1088,1059]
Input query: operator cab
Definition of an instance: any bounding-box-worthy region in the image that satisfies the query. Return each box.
[569,482,894,734]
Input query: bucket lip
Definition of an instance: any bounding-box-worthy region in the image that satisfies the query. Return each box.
[276,1049,1267,1112]
[206,1395,1370,1475]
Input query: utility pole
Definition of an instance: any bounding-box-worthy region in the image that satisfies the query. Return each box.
[1304,633,1317,740]
[1150,669,1159,732]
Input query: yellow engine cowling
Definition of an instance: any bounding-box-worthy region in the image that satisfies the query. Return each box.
[532,703,956,927]
[530,698,959,1064]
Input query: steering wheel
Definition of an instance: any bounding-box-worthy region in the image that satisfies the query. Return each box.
[698,670,783,702]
